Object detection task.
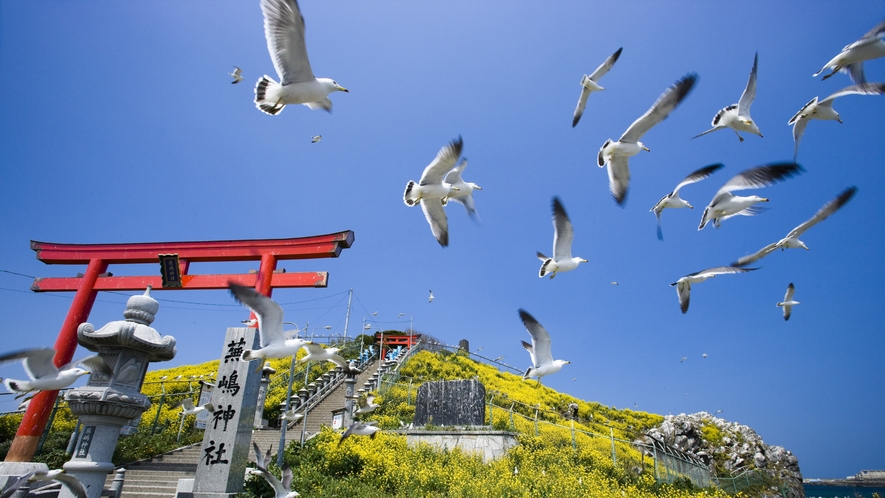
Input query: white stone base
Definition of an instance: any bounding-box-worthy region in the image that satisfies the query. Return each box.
[403,430,518,463]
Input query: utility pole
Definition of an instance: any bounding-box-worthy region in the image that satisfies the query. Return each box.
[343,288,352,340]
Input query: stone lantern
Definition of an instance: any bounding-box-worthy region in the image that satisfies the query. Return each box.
[253,362,276,429]
[63,287,176,498]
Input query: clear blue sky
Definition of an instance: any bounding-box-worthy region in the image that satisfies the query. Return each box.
[1,1,883,479]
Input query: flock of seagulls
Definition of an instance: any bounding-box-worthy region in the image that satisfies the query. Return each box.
[226,0,879,323]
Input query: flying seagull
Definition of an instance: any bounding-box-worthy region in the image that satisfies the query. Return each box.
[280,407,303,422]
[518,309,570,384]
[789,83,885,159]
[732,186,857,267]
[598,73,697,204]
[777,283,800,321]
[228,282,309,361]
[0,349,111,399]
[403,137,463,247]
[251,443,300,498]
[650,163,724,240]
[813,20,885,85]
[537,197,587,279]
[671,267,757,314]
[1,469,87,498]
[229,66,243,84]
[172,398,216,416]
[311,135,322,143]
[338,420,380,445]
[572,47,623,128]
[693,53,762,142]
[698,162,803,230]
[300,343,358,373]
[428,290,434,303]
[347,393,379,414]
[443,158,482,219]
[254,0,348,115]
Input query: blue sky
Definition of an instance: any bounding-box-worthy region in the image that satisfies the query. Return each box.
[1,1,883,479]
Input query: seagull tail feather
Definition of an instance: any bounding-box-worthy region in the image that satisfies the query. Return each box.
[538,259,551,278]
[4,379,23,393]
[254,76,284,115]
[241,350,258,362]
[403,181,418,206]
[522,367,533,380]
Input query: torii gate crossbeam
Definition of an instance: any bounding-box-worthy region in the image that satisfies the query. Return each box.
[5,231,353,463]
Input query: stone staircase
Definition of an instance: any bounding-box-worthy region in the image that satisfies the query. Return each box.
[105,364,382,498]
[283,365,378,438]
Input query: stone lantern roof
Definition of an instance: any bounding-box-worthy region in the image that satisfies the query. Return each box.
[77,286,176,362]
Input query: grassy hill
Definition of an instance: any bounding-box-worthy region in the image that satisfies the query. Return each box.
[242,348,735,497]
[2,343,773,497]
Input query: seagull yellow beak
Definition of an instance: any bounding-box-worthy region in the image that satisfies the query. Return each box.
[339,86,349,93]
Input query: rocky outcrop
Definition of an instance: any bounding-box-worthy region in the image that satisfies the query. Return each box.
[637,412,804,498]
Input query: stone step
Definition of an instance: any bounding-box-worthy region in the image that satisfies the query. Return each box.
[142,453,200,464]
[119,492,175,498]
[122,463,198,473]
[115,484,182,494]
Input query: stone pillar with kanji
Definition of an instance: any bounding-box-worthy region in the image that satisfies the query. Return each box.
[62,287,177,498]
[191,328,263,498]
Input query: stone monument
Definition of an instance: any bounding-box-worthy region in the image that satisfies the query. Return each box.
[63,287,177,498]
[406,379,517,463]
[412,379,485,427]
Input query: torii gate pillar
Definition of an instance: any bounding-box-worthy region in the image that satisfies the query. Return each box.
[4,231,353,463]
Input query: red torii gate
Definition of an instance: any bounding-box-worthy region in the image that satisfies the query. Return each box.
[5,231,354,462]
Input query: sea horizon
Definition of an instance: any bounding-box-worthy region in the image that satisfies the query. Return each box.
[804,484,885,498]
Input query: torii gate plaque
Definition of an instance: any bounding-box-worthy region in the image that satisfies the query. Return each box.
[5,231,354,463]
